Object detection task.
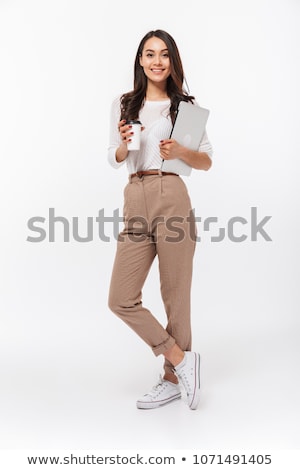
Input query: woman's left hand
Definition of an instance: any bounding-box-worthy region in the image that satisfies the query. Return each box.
[159,139,184,160]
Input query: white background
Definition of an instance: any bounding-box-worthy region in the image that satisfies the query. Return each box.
[0,0,299,456]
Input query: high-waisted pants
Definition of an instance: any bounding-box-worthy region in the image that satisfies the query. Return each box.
[108,174,196,378]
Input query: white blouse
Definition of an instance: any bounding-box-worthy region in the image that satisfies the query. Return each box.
[107,95,213,173]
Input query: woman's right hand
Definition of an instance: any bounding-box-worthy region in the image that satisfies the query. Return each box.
[116,120,145,162]
[118,119,133,145]
[116,120,132,162]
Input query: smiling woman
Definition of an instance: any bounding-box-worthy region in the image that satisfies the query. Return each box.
[107,29,213,411]
[139,39,171,94]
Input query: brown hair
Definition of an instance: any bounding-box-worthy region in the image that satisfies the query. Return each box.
[120,30,194,124]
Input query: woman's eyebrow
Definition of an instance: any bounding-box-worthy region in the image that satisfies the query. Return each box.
[145,48,169,53]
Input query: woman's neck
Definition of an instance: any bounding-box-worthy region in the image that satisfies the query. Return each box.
[145,82,168,101]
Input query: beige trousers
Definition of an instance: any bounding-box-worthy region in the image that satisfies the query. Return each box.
[108,174,196,378]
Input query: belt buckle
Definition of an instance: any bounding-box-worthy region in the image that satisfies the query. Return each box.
[136,171,144,180]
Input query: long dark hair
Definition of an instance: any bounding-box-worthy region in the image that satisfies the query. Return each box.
[120,30,194,124]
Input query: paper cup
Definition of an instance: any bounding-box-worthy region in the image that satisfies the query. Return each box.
[127,120,142,151]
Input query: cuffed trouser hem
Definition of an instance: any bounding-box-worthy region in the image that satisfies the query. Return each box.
[152,336,176,357]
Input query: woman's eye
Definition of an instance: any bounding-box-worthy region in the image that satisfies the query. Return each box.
[145,52,168,58]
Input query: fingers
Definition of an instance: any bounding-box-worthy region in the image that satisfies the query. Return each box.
[160,147,169,159]
[118,120,132,143]
[159,139,173,146]
[159,139,178,160]
[159,140,168,159]
[118,120,145,143]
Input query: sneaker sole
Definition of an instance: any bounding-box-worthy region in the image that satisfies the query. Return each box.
[189,353,201,410]
[136,393,181,410]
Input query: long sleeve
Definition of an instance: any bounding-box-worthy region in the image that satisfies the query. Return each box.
[193,100,213,158]
[198,129,213,159]
[107,95,126,169]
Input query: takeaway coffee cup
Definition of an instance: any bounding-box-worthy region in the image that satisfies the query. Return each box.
[127,120,142,151]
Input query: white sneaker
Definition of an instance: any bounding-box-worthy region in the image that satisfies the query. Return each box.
[136,375,181,409]
[174,351,200,410]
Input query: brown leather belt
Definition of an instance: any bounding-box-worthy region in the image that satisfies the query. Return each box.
[130,170,178,178]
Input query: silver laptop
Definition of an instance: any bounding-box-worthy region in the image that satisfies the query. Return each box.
[161,101,209,176]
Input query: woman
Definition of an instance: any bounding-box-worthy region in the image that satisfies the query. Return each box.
[108,30,212,410]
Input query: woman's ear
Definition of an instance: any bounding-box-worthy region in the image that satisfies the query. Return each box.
[139,54,143,67]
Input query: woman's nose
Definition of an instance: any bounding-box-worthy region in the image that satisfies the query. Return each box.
[153,55,162,65]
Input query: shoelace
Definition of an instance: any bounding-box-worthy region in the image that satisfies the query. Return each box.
[177,371,192,395]
[145,375,167,397]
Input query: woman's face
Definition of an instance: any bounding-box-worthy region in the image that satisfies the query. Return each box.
[139,37,171,84]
